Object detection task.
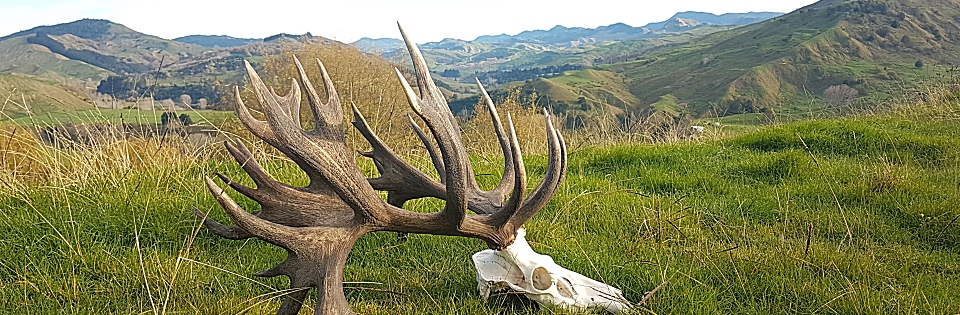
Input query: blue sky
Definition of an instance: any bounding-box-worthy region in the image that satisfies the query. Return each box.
[0,0,819,43]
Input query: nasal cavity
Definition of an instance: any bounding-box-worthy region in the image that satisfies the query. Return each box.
[532,267,552,291]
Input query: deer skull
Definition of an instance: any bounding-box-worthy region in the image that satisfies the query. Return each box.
[473,228,631,313]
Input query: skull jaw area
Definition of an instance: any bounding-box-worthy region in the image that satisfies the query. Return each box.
[472,228,632,313]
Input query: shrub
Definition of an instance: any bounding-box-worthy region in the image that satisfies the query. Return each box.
[824,84,859,105]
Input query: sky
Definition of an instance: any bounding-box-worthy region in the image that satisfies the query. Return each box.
[0,0,820,43]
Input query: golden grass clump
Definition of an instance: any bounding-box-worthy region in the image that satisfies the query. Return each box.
[462,89,551,155]
[257,44,417,150]
[0,124,197,193]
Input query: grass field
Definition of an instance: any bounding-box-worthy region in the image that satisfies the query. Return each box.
[1,97,959,314]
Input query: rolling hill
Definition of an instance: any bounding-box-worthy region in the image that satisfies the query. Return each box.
[590,0,960,117]
[0,19,208,79]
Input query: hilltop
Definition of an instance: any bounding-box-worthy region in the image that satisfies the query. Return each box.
[0,19,206,78]
[0,19,345,113]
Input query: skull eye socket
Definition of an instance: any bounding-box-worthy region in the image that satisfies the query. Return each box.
[557,277,576,299]
[532,266,552,290]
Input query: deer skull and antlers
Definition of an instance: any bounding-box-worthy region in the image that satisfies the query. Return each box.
[195,24,629,314]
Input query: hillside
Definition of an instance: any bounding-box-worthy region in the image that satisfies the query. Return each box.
[0,73,94,119]
[591,0,960,117]
[0,19,208,78]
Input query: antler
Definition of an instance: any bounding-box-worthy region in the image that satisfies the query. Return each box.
[197,24,567,315]
[356,26,536,215]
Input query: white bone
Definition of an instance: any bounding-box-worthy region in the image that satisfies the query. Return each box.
[473,228,632,313]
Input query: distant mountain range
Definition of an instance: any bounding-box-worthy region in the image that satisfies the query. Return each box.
[351,11,783,52]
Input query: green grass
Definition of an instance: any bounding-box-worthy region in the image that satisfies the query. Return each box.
[2,112,959,314]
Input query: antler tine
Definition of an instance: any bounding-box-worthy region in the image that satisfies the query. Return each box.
[204,177,298,247]
[476,79,515,198]
[510,109,566,228]
[484,113,527,227]
[294,56,324,128]
[294,56,344,135]
[276,78,302,129]
[394,68,469,227]
[191,206,254,240]
[233,85,277,143]
[223,139,278,190]
[397,23,445,103]
[408,114,445,183]
[352,103,445,204]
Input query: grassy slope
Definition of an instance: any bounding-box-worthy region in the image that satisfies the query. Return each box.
[1,110,958,313]
[0,36,112,83]
[0,73,96,117]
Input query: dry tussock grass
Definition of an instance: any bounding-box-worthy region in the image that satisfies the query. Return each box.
[0,124,198,193]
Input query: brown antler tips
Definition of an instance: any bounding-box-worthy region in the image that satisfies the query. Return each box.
[476,80,515,194]
[244,60,274,107]
[234,85,277,143]
[293,56,320,111]
[493,113,528,225]
[315,59,338,104]
[397,23,442,102]
[214,172,261,200]
[349,102,391,157]
[510,110,566,227]
[223,140,268,183]
[407,114,445,180]
[280,78,303,129]
[395,68,423,115]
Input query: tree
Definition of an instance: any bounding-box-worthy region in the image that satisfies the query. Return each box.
[197,98,208,109]
[179,94,192,106]
[161,99,175,110]
[824,84,859,105]
[160,112,171,125]
[915,60,924,69]
[178,114,193,126]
